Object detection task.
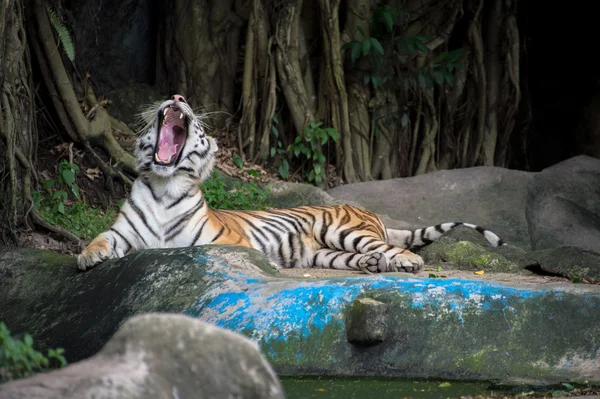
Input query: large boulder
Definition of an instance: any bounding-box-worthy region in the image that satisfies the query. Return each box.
[0,245,277,362]
[326,166,533,250]
[1,245,599,385]
[0,313,284,399]
[526,155,600,253]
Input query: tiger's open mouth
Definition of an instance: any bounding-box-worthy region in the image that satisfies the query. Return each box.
[154,105,187,166]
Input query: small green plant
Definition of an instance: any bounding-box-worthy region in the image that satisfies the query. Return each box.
[288,121,339,185]
[269,114,290,179]
[0,322,67,383]
[201,172,271,211]
[33,160,118,240]
[38,160,81,215]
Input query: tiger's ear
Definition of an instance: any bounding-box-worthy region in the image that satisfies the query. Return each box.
[208,136,218,153]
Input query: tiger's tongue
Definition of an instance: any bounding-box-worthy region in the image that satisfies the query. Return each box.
[157,126,179,162]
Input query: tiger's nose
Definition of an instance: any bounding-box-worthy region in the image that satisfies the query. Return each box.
[171,94,186,103]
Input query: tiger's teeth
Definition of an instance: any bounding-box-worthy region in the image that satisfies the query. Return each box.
[155,153,160,163]
[163,108,168,116]
[179,113,184,119]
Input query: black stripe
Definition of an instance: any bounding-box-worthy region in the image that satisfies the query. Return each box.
[211,226,225,242]
[435,224,444,234]
[127,197,159,239]
[167,190,193,209]
[141,179,160,203]
[357,237,377,252]
[268,210,310,234]
[177,166,195,173]
[121,210,149,247]
[190,218,209,245]
[110,228,133,254]
[320,210,333,246]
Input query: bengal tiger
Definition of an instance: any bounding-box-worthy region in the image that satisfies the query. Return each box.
[76,94,505,273]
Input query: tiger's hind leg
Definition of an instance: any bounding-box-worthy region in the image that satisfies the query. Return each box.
[312,249,388,273]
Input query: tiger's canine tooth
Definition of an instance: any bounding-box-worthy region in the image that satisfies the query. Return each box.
[179,112,184,119]
[155,153,160,163]
[163,108,168,116]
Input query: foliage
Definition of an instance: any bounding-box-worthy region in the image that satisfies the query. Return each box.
[37,160,81,215]
[0,322,67,383]
[345,4,464,92]
[201,172,271,211]
[35,195,118,241]
[269,114,290,180]
[288,122,340,185]
[45,5,75,61]
[33,160,117,240]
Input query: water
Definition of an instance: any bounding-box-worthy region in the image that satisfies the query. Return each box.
[280,376,507,399]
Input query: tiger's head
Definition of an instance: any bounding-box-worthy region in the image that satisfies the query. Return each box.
[134,94,218,182]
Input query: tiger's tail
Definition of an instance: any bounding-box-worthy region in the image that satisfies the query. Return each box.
[386,222,505,250]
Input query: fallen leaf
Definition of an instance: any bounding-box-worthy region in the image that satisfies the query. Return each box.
[474,270,485,275]
[85,167,102,181]
[438,382,451,388]
[303,273,311,278]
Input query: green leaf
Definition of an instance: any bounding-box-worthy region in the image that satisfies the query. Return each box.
[415,40,430,54]
[314,163,323,175]
[562,383,574,391]
[433,70,444,85]
[445,72,455,87]
[372,75,380,89]
[232,155,243,169]
[351,42,362,63]
[401,113,409,127]
[341,41,355,50]
[43,179,56,190]
[362,38,371,56]
[272,114,279,124]
[383,12,394,32]
[61,169,75,187]
[24,334,33,347]
[279,160,289,179]
[271,125,279,138]
[294,136,303,144]
[270,147,276,157]
[371,38,384,56]
[325,128,340,141]
[438,382,451,388]
[363,73,371,85]
[448,48,463,63]
[58,202,65,214]
[71,185,80,200]
[70,163,80,173]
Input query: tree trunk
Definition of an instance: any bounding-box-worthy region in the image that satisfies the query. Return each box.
[0,0,34,241]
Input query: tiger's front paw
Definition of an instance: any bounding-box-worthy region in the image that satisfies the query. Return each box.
[77,234,113,271]
[389,252,424,273]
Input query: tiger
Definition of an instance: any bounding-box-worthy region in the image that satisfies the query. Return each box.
[76,94,505,274]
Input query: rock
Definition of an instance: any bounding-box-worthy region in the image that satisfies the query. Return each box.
[1,246,600,384]
[417,227,526,273]
[526,155,600,254]
[0,313,284,399]
[327,166,533,250]
[346,298,388,345]
[0,245,277,363]
[523,246,600,283]
[267,181,353,209]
